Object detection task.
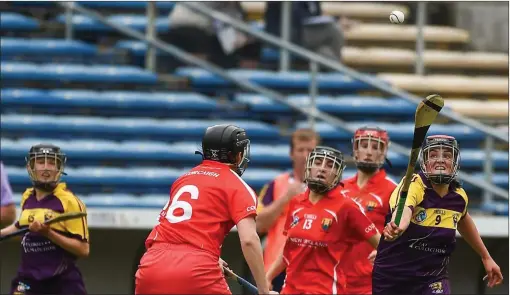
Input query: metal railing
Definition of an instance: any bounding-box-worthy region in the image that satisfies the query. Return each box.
[59,2,508,200]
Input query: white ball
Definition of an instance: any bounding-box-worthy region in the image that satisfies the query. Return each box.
[389,10,405,24]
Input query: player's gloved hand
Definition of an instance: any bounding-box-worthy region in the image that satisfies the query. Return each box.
[368,250,377,264]
[383,221,403,241]
[28,221,50,236]
[482,256,504,288]
[218,258,228,274]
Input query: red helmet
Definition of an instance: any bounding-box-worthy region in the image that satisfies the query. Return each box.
[352,127,390,173]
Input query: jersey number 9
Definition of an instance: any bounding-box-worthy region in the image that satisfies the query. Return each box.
[161,185,199,223]
[435,215,441,225]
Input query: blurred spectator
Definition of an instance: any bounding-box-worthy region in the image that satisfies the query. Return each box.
[163,2,260,69]
[255,129,320,292]
[264,2,344,62]
[1,162,16,228]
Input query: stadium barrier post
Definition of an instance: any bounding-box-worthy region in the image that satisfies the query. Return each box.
[415,2,427,75]
[279,1,291,72]
[145,1,157,72]
[309,61,318,130]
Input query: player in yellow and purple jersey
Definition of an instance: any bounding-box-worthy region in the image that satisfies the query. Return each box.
[0,144,89,295]
[372,135,503,295]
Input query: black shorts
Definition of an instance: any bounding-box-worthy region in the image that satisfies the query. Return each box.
[11,275,87,295]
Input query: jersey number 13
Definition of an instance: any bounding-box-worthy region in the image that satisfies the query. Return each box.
[160,185,199,223]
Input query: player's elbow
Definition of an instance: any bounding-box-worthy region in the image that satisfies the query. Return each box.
[240,234,260,249]
[239,229,261,249]
[76,242,90,258]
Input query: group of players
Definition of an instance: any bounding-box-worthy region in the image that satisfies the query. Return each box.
[0,123,504,295]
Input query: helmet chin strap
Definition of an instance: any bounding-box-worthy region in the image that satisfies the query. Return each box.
[33,181,58,192]
[357,165,378,174]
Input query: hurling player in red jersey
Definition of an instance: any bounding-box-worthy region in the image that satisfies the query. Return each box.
[135,124,274,295]
[265,146,381,294]
[339,127,397,294]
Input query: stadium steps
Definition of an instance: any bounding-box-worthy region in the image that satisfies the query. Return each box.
[0,3,507,215]
[1,138,507,173]
[6,165,507,196]
[241,2,411,23]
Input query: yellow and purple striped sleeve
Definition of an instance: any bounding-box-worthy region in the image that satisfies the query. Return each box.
[63,194,89,242]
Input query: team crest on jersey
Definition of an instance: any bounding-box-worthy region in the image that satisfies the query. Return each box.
[366,201,377,211]
[453,214,459,228]
[429,281,444,294]
[14,282,30,294]
[44,210,54,221]
[321,218,332,232]
[290,216,300,228]
[415,209,427,223]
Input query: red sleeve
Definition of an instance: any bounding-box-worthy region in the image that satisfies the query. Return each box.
[227,178,258,225]
[282,197,298,236]
[343,200,378,240]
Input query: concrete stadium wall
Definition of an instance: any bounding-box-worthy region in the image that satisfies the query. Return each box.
[455,2,509,53]
[1,229,508,294]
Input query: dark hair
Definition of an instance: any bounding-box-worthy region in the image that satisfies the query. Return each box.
[290,129,321,152]
[451,179,462,189]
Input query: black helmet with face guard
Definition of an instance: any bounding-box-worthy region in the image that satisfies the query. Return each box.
[201,124,251,176]
[419,135,460,185]
[304,146,346,194]
[26,144,67,191]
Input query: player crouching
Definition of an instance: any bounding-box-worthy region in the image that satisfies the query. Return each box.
[265,146,381,294]
[373,135,503,295]
[0,144,89,295]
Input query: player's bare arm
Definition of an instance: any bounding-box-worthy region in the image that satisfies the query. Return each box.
[366,231,381,249]
[256,184,302,233]
[0,203,16,227]
[457,212,503,288]
[384,206,412,241]
[0,223,18,237]
[237,217,271,294]
[29,220,89,257]
[266,251,286,289]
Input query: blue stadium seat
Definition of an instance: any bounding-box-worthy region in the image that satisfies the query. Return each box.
[81,194,141,208]
[0,12,40,31]
[76,1,175,13]
[115,40,153,57]
[0,114,281,142]
[1,62,158,84]
[296,121,486,145]
[235,94,417,117]
[386,150,508,170]
[115,40,173,57]
[9,1,54,7]
[2,137,507,171]
[82,194,169,208]
[261,47,282,63]
[4,165,381,194]
[175,67,374,92]
[54,14,171,33]
[1,88,219,115]
[1,38,97,57]
[463,173,508,192]
[480,202,509,216]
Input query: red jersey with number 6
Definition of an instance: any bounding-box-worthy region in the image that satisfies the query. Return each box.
[145,160,258,257]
